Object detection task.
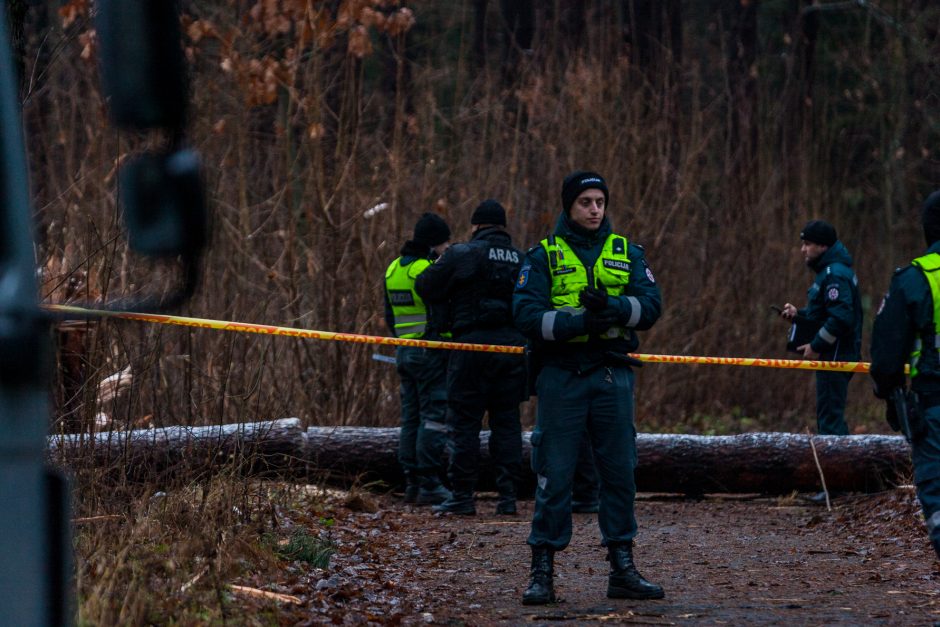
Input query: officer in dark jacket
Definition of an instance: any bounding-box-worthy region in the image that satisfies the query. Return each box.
[780,220,863,436]
[871,190,940,560]
[513,171,664,604]
[415,200,527,516]
[384,213,453,506]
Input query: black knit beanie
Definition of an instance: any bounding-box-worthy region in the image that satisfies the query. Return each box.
[470,199,506,226]
[800,220,837,247]
[923,190,940,246]
[413,212,451,247]
[561,171,609,213]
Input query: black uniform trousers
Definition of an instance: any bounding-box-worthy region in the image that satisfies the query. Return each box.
[445,327,526,499]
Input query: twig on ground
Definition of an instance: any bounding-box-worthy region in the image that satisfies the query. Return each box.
[72,515,123,525]
[181,565,210,594]
[229,584,303,605]
[808,433,831,511]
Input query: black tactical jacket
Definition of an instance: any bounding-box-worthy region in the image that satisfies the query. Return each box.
[415,227,525,343]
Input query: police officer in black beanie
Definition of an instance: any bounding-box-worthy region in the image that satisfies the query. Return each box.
[384,212,453,506]
[779,219,862,452]
[514,170,664,603]
[415,199,527,516]
[872,189,940,561]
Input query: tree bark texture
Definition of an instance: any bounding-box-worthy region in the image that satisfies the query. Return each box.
[48,421,912,495]
[48,419,309,484]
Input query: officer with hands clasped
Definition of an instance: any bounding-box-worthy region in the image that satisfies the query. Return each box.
[779,220,862,437]
[871,190,940,560]
[415,200,527,516]
[384,212,454,506]
[513,171,664,604]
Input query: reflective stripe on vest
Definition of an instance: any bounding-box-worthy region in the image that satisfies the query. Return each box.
[385,257,431,338]
[540,233,631,343]
[910,252,940,377]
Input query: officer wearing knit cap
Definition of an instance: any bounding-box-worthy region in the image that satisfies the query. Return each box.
[413,212,452,248]
[470,199,507,226]
[384,212,452,506]
[779,219,862,447]
[872,189,940,561]
[561,171,609,216]
[800,220,838,248]
[514,170,664,604]
[416,199,526,516]
[561,173,625,512]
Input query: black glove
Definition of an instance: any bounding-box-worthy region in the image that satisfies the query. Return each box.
[579,286,609,313]
[583,308,619,335]
[885,399,900,432]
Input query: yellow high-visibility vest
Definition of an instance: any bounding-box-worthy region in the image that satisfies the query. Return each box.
[385,257,432,338]
[910,252,940,377]
[540,233,632,342]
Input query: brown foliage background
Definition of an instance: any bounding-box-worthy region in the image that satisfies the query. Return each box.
[18,0,940,434]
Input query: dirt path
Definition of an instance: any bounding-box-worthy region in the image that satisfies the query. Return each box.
[295,489,940,625]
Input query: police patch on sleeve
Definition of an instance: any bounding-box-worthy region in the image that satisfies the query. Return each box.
[517,265,530,288]
[827,286,839,301]
[643,260,656,284]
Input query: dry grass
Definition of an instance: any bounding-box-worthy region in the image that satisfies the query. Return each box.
[72,473,334,625]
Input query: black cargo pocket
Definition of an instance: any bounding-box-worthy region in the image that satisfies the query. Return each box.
[529,430,544,474]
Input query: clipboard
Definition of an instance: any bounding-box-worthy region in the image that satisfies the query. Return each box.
[786,316,822,353]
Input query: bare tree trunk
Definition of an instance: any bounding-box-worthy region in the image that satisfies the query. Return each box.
[497,0,534,82]
[622,0,682,84]
[622,0,683,203]
[472,0,488,68]
[723,0,759,187]
[5,0,27,94]
[54,322,92,434]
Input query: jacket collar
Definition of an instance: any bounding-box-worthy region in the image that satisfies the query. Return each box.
[925,241,940,257]
[553,212,612,248]
[809,240,853,273]
[400,239,432,259]
[471,226,512,244]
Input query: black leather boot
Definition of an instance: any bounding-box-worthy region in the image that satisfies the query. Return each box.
[522,547,556,605]
[496,500,517,515]
[403,473,420,504]
[432,490,476,515]
[607,542,664,600]
[496,491,517,515]
[416,474,452,505]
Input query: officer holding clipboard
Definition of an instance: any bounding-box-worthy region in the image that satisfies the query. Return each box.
[777,220,863,437]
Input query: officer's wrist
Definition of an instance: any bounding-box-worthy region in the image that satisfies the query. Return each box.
[576,312,591,334]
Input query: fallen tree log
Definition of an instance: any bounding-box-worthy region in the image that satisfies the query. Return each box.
[48,421,913,495]
[304,428,912,495]
[48,419,308,483]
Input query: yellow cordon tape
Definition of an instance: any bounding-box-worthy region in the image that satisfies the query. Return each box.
[43,303,874,373]
[636,353,871,373]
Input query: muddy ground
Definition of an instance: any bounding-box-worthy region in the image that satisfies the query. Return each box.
[262,488,940,625]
